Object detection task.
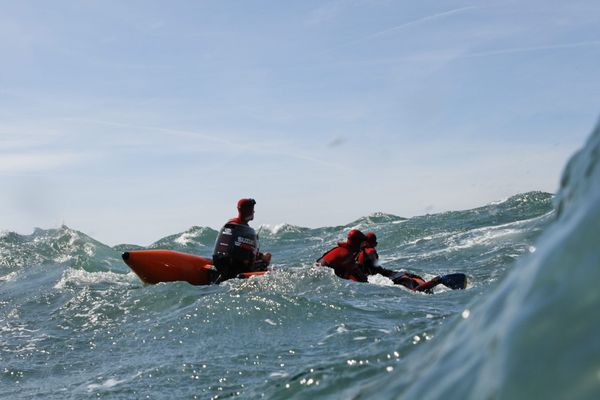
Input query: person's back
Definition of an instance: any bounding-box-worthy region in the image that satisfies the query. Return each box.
[212,198,271,282]
[317,230,368,282]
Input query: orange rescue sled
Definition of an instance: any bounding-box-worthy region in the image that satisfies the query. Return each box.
[122,250,214,285]
[121,250,268,285]
[122,250,267,285]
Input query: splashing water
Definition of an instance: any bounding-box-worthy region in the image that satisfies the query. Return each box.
[2,122,599,399]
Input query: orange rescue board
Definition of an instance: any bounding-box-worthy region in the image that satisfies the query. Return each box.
[122,250,214,285]
[122,250,266,285]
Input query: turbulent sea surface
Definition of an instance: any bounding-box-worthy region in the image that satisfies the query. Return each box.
[2,124,600,399]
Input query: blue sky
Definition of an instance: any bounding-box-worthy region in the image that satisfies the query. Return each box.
[1,0,599,245]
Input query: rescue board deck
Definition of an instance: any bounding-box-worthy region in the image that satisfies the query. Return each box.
[121,250,266,285]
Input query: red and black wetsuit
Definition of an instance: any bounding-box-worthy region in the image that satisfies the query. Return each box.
[317,242,368,282]
[212,217,266,282]
[226,218,268,266]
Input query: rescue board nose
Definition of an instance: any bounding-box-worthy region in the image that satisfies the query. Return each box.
[122,252,130,261]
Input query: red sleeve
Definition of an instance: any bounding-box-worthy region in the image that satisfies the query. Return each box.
[320,247,342,265]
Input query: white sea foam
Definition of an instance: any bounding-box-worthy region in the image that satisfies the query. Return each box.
[174,231,204,246]
[87,378,126,392]
[0,271,19,282]
[367,274,394,286]
[413,217,542,258]
[53,269,133,290]
[258,223,306,235]
[488,197,509,206]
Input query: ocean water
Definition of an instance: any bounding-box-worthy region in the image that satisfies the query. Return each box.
[1,124,599,399]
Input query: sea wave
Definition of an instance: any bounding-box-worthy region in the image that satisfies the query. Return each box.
[0,144,583,399]
[358,121,600,399]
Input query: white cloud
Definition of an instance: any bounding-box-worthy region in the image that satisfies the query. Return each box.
[317,6,479,55]
[0,153,83,174]
[461,40,600,59]
[306,0,353,25]
[361,6,479,40]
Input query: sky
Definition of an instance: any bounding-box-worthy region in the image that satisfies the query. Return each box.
[1,0,599,246]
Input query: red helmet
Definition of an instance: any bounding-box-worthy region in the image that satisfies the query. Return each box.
[347,229,367,244]
[237,198,256,211]
[366,232,377,246]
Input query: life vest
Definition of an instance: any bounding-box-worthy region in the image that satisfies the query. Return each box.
[212,223,258,265]
[316,242,366,282]
[317,242,352,265]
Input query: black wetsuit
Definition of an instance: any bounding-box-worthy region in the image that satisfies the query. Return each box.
[212,220,265,282]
